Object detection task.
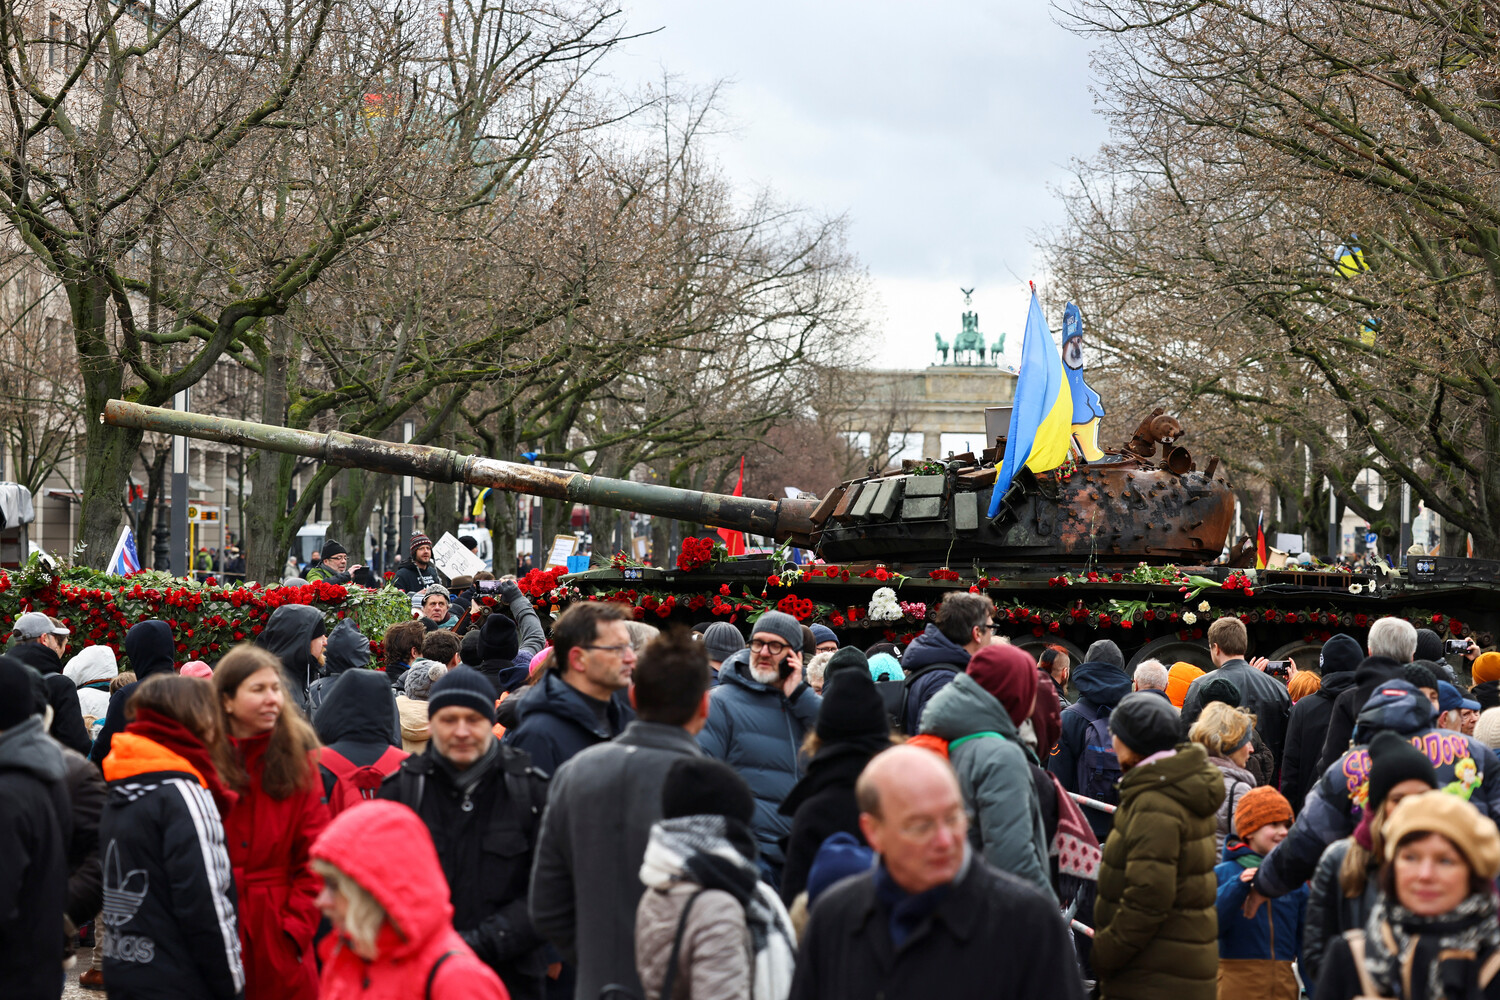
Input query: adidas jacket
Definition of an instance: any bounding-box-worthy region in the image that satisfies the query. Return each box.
[100,732,245,1000]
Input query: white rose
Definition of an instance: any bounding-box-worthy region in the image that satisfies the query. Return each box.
[1183,612,1198,625]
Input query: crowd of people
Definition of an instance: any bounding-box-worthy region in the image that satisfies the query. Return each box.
[3,534,1500,1000]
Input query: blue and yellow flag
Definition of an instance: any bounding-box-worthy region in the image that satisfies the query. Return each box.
[988,288,1075,517]
[471,488,493,518]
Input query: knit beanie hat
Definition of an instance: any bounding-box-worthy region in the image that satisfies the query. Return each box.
[1472,652,1500,686]
[320,538,347,560]
[426,664,492,721]
[1403,662,1439,693]
[1319,634,1363,677]
[863,642,902,660]
[1234,786,1294,840]
[0,655,35,729]
[409,532,433,553]
[1109,691,1181,757]
[1165,662,1204,708]
[815,668,890,744]
[1383,790,1500,880]
[1202,676,1243,709]
[868,653,904,683]
[701,622,745,663]
[479,612,518,662]
[810,624,839,647]
[661,757,755,826]
[967,644,1040,727]
[459,630,483,667]
[1474,708,1500,750]
[805,832,874,903]
[1414,628,1445,664]
[1365,730,1439,814]
[1084,639,1125,670]
[419,585,451,606]
[180,660,213,679]
[824,646,868,680]
[404,660,446,701]
[751,611,802,652]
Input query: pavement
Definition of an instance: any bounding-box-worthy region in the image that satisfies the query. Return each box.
[62,976,101,999]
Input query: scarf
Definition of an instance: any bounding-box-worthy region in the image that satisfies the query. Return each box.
[126,708,239,818]
[1364,891,1500,1000]
[873,858,954,948]
[640,816,796,1000]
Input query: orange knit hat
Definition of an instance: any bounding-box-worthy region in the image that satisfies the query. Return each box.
[1472,651,1500,685]
[1235,786,1294,840]
[1165,661,1204,708]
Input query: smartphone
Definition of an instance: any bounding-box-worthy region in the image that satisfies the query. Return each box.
[778,654,795,681]
[1446,639,1470,656]
[1265,660,1291,678]
[477,579,503,592]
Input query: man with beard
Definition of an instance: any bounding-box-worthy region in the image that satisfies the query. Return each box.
[698,609,822,888]
[394,533,440,593]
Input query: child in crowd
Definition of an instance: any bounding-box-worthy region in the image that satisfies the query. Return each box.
[1214,787,1306,1000]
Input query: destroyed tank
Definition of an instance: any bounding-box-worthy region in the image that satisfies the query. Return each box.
[101,400,1234,567]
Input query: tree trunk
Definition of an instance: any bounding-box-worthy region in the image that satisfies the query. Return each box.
[487,493,518,576]
[76,276,138,569]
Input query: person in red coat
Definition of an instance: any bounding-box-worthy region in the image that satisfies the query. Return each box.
[215,644,331,1000]
[312,799,509,999]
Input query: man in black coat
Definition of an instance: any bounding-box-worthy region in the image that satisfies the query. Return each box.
[1181,617,1291,767]
[1313,616,1419,775]
[475,580,547,699]
[380,665,549,1000]
[89,619,177,765]
[392,532,441,593]
[1279,633,1362,813]
[0,655,70,999]
[7,611,91,755]
[791,745,1083,1000]
[529,628,710,1000]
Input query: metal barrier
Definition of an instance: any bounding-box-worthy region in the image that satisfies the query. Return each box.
[1061,791,1114,938]
[1068,791,1116,814]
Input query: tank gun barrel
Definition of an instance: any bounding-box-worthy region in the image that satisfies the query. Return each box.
[101,400,818,543]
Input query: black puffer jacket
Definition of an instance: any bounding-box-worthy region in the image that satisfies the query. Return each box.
[90,620,176,765]
[7,639,92,755]
[255,603,326,710]
[313,668,402,801]
[1280,669,1357,813]
[379,742,549,999]
[0,715,70,998]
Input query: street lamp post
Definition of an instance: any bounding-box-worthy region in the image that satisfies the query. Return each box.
[399,420,414,562]
[170,389,190,577]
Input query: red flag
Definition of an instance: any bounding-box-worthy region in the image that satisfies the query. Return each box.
[1255,511,1268,569]
[717,457,746,556]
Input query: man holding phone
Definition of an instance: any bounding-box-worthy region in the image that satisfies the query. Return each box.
[698,610,822,887]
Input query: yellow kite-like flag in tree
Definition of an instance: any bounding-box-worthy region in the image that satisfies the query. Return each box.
[988,285,1075,517]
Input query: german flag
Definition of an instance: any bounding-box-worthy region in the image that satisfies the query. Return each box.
[1255,511,1268,570]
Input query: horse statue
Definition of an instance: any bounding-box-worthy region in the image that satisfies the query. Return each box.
[952,311,986,364]
[934,332,950,364]
[990,332,1005,363]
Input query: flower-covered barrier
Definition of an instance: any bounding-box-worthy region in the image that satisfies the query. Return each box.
[0,560,412,666]
[517,549,1478,648]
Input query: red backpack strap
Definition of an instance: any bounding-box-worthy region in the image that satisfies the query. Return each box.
[319,746,358,780]
[374,745,409,773]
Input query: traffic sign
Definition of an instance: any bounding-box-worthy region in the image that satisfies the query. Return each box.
[188,503,221,524]
[1364,532,1378,545]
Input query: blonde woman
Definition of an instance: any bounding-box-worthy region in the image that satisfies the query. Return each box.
[312,800,505,999]
[1188,700,1258,853]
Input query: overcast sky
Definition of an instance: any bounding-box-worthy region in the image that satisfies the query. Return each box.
[612,0,1109,370]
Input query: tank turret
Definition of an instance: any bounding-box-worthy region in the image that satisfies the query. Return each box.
[102,399,1235,565]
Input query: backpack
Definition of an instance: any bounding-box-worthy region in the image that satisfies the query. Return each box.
[1071,702,1122,805]
[319,746,409,816]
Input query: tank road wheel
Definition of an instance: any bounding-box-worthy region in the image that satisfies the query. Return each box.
[1126,635,1211,672]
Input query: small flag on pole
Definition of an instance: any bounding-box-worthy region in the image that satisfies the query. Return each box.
[471,488,492,518]
[716,457,747,557]
[109,525,141,576]
[988,285,1075,517]
[1255,511,1268,570]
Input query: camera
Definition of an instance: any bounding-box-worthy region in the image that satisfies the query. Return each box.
[1446,639,1471,656]
[1265,660,1291,678]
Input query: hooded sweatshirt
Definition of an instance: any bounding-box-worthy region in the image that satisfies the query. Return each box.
[1313,655,1405,775]
[312,800,507,1000]
[90,619,176,764]
[0,715,72,996]
[1254,679,1500,899]
[65,645,118,722]
[256,604,326,710]
[6,639,93,755]
[307,620,372,713]
[1051,660,1134,842]
[919,672,1054,898]
[896,623,972,735]
[1280,638,1361,813]
[314,670,406,802]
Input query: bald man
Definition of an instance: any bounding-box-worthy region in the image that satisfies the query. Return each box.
[789,747,1084,1000]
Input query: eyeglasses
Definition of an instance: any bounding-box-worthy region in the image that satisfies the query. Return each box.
[898,811,969,839]
[980,623,1001,633]
[749,639,790,655]
[580,643,632,656]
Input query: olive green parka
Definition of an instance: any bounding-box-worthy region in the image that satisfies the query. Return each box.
[1093,742,1224,1000]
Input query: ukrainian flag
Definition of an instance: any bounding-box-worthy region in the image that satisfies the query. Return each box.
[988,288,1075,517]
